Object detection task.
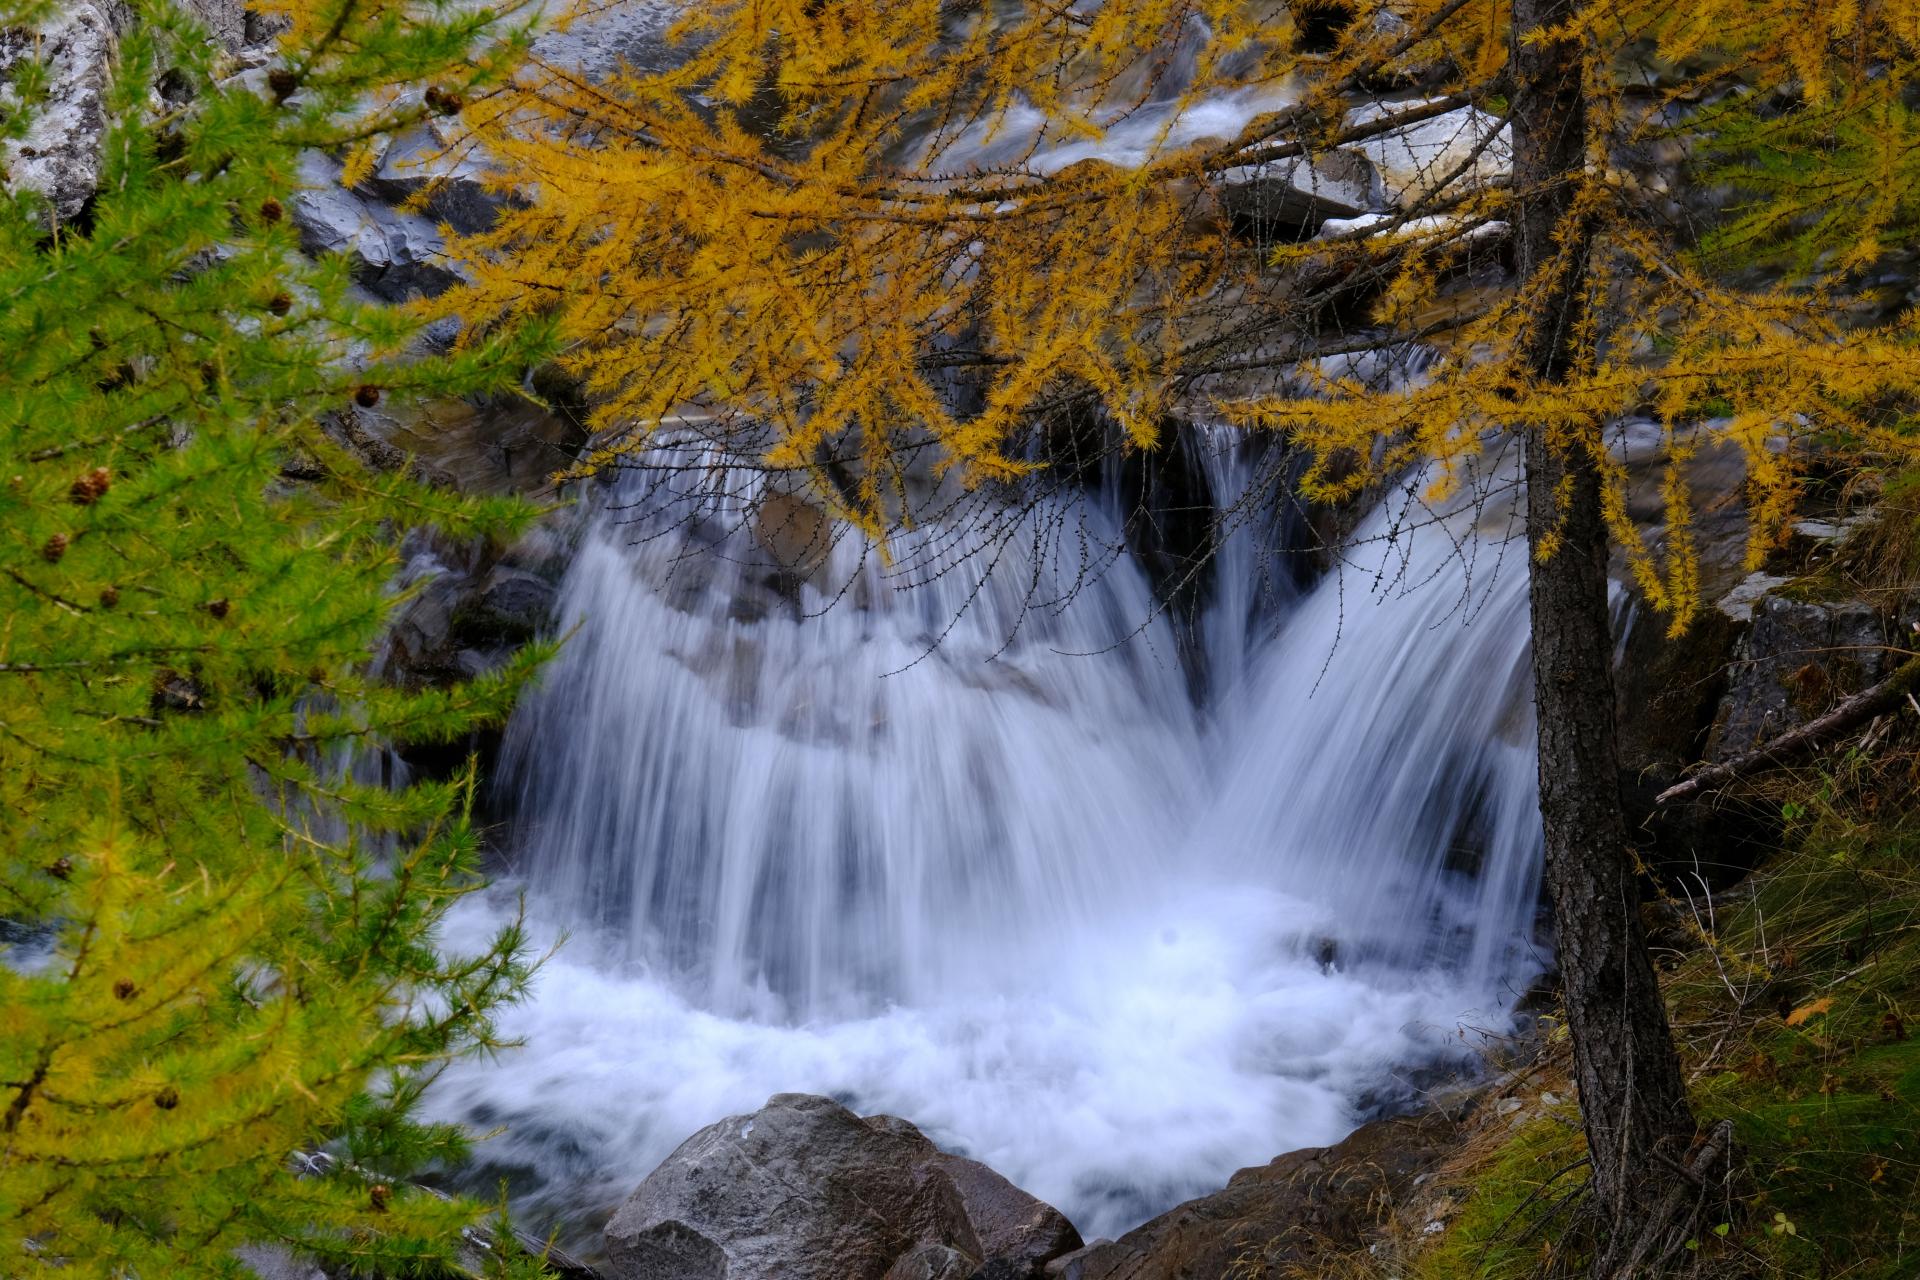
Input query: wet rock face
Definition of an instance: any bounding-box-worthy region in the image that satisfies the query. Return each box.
[379,543,560,690]
[1708,592,1903,761]
[1046,1110,1457,1280]
[604,1093,1082,1280]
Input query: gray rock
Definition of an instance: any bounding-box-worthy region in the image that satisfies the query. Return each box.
[604,1094,1081,1280]
[608,1219,728,1280]
[378,552,560,687]
[1,0,115,224]
[235,1243,329,1280]
[1040,1240,1111,1280]
[1715,571,1790,623]
[966,1261,1033,1280]
[362,121,503,235]
[912,1137,1082,1273]
[177,0,250,52]
[1057,1111,1456,1280]
[1360,4,1453,87]
[1709,592,1899,760]
[531,0,686,79]
[884,1243,977,1280]
[289,151,463,301]
[1792,516,1867,543]
[322,406,411,474]
[1217,149,1382,240]
[383,568,462,683]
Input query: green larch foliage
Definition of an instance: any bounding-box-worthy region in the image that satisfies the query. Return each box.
[0,1,562,1275]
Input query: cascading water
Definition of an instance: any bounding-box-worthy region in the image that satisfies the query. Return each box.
[422,425,1544,1246]
[494,446,1206,1019]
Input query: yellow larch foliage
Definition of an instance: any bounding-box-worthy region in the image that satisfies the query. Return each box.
[440,0,1920,617]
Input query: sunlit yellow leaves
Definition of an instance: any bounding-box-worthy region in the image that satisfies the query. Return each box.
[436,0,1293,528]
[339,142,379,191]
[1786,997,1835,1027]
[430,0,1920,615]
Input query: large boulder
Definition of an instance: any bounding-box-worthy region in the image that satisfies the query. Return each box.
[604,1094,1082,1280]
[459,566,557,647]
[0,0,116,224]
[1046,1110,1456,1280]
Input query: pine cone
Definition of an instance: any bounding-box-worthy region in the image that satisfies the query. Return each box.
[69,466,110,504]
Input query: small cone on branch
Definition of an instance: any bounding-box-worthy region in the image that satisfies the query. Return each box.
[69,467,111,504]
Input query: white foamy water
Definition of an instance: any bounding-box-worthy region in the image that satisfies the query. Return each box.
[420,432,1542,1248]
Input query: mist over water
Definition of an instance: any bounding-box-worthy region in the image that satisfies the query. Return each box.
[422,432,1543,1246]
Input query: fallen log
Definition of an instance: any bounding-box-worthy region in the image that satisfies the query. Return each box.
[1655,655,1920,807]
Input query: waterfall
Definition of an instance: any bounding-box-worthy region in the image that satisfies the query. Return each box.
[421,423,1543,1246]
[493,444,1206,1019]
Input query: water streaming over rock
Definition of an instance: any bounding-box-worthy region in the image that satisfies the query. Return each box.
[422,426,1544,1246]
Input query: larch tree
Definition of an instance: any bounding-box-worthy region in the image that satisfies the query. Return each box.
[0,0,563,1275]
[438,0,1920,1274]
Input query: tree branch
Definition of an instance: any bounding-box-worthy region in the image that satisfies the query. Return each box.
[1656,655,1920,806]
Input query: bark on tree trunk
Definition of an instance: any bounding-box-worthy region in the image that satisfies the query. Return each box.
[1510,1,1703,1271]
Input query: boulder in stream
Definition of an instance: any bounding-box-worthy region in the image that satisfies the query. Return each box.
[604,1093,1083,1280]
[1216,149,1383,240]
[1350,102,1511,208]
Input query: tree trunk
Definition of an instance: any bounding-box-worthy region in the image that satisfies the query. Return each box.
[1510,1,1702,1271]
